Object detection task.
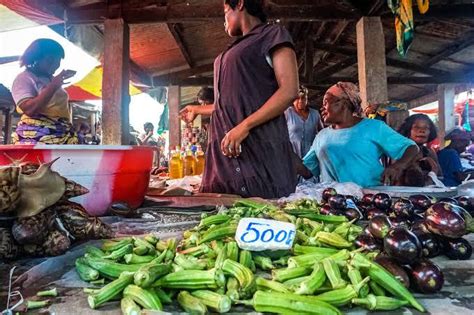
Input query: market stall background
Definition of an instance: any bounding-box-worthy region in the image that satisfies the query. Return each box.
[2,0,473,147]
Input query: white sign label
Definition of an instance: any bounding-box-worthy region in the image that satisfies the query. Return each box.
[235,218,296,251]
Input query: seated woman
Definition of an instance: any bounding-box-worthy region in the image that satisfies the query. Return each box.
[301,82,419,187]
[11,39,78,144]
[438,129,474,186]
[398,114,441,186]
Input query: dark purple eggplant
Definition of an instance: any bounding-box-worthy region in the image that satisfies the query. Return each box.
[410,260,444,294]
[416,233,441,258]
[366,207,386,220]
[444,238,472,260]
[389,198,414,219]
[328,194,347,211]
[354,234,382,252]
[456,196,474,214]
[411,221,430,235]
[409,195,432,211]
[322,188,337,202]
[320,204,341,216]
[410,212,425,223]
[373,193,392,211]
[368,215,392,239]
[424,202,467,238]
[344,208,362,221]
[384,227,422,265]
[374,256,410,288]
[390,216,411,229]
[361,194,374,207]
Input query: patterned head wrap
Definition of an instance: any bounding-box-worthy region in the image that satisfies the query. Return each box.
[327,82,362,116]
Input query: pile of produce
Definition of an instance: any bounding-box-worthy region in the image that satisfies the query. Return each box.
[0,156,111,260]
[75,199,429,314]
[318,189,473,295]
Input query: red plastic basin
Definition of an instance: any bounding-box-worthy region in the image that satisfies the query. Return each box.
[0,145,154,216]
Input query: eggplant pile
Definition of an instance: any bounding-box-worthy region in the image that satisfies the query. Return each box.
[318,188,473,295]
[357,193,473,261]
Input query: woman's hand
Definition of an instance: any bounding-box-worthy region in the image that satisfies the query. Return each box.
[51,70,75,88]
[179,105,198,123]
[221,123,250,158]
[382,163,405,185]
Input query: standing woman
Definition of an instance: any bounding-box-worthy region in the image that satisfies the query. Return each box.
[285,85,324,159]
[11,39,78,144]
[180,0,299,198]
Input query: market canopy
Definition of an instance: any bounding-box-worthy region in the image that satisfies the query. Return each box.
[65,66,143,101]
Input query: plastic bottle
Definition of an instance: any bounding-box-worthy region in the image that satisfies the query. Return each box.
[194,146,205,175]
[183,150,195,176]
[169,150,181,179]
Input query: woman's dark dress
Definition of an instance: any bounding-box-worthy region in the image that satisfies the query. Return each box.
[200,23,297,199]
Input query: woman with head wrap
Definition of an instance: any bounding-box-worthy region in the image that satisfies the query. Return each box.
[438,128,473,186]
[301,82,419,187]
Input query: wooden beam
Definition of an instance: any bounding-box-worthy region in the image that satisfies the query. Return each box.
[168,86,181,149]
[423,31,474,67]
[311,56,358,83]
[153,63,214,87]
[102,19,130,145]
[313,42,451,77]
[414,4,474,21]
[437,84,456,145]
[0,56,19,65]
[66,4,359,24]
[167,23,194,68]
[357,17,388,110]
[304,33,314,82]
[305,75,474,87]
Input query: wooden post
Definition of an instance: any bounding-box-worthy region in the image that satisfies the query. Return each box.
[437,84,456,147]
[356,17,388,112]
[168,85,181,149]
[102,18,130,145]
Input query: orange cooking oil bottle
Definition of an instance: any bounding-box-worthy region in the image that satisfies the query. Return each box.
[169,150,181,179]
[183,150,195,176]
[194,146,205,175]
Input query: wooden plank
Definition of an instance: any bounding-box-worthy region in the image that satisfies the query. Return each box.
[437,84,456,146]
[356,17,388,110]
[313,42,451,77]
[168,86,181,150]
[66,4,359,24]
[167,23,194,68]
[304,37,314,82]
[102,18,130,145]
[153,63,214,87]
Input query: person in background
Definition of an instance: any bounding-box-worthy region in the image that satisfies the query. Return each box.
[77,122,90,144]
[398,114,441,185]
[197,87,214,151]
[11,38,78,144]
[301,82,419,187]
[179,0,299,198]
[137,122,158,146]
[285,85,323,159]
[437,129,474,186]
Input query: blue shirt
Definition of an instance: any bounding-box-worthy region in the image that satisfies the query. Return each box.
[437,148,463,186]
[303,119,415,187]
[285,107,321,158]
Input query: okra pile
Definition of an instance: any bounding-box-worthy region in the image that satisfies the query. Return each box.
[75,198,426,314]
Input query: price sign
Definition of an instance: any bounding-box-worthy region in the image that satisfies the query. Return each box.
[235,218,296,251]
